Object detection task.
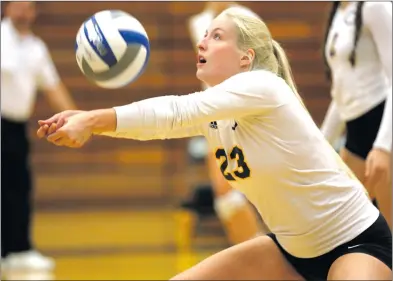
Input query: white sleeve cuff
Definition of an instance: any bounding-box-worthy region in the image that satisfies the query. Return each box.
[112,104,141,136]
[373,140,392,153]
[373,93,392,153]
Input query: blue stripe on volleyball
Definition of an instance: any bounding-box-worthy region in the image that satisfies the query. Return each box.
[118,30,150,76]
[83,16,118,67]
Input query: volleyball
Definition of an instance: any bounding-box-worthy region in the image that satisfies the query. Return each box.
[75,10,150,89]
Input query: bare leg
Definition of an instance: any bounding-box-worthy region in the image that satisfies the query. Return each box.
[171,235,304,280]
[340,148,392,229]
[328,253,392,280]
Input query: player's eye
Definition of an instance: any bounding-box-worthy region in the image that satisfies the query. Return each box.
[213,33,221,40]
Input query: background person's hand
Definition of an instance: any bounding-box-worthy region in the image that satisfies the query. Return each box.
[365,148,391,188]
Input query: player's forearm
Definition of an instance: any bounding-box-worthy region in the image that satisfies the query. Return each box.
[84,96,177,137]
[85,108,117,134]
[373,91,392,153]
[112,95,198,134]
[87,97,202,139]
[86,98,167,135]
[88,77,267,137]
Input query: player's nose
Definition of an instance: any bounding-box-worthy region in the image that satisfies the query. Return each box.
[196,37,207,51]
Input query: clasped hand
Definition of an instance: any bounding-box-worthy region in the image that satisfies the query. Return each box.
[37,110,93,148]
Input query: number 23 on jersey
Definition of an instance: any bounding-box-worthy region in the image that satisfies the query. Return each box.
[215,146,251,181]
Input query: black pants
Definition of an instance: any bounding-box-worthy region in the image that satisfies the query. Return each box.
[345,100,385,160]
[1,117,33,257]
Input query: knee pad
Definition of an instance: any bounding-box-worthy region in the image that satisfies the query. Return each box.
[214,190,248,221]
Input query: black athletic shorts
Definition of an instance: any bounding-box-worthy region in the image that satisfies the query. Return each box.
[345,100,386,160]
[267,213,392,280]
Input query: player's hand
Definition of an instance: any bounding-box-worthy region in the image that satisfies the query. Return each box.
[45,112,93,148]
[37,110,85,138]
[37,123,59,139]
[365,148,391,187]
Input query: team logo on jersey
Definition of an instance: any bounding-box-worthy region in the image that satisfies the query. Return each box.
[209,121,238,130]
[209,121,218,129]
[232,121,238,131]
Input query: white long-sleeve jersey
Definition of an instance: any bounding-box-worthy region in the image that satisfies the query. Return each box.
[104,70,379,258]
[321,2,392,152]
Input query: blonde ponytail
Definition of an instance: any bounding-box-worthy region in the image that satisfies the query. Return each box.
[272,40,306,108]
[222,8,308,111]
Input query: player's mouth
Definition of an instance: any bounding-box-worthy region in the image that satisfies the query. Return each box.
[197,55,207,66]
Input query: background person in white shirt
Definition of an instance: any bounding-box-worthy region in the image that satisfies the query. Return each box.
[186,1,265,245]
[37,7,391,280]
[1,1,77,271]
[321,2,392,229]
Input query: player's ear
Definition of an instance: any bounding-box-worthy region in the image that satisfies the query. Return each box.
[240,49,255,68]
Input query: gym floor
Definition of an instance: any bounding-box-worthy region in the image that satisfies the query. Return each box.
[3,207,228,280]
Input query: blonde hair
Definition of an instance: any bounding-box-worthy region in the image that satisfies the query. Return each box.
[222,7,306,108]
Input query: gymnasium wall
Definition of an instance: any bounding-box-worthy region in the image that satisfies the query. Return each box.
[5,2,333,208]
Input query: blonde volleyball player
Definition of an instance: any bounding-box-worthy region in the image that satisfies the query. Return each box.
[37,7,391,280]
[188,1,265,244]
[321,2,392,229]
